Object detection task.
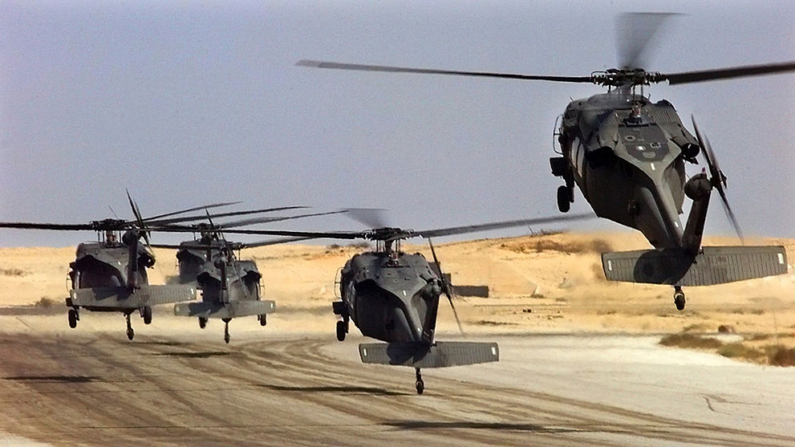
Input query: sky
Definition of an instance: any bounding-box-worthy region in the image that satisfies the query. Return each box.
[1,0,794,248]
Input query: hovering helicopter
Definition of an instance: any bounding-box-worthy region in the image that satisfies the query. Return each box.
[150,208,343,343]
[294,13,792,310]
[216,211,595,394]
[0,194,230,340]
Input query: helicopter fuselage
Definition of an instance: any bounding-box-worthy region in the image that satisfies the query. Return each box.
[175,240,262,304]
[553,91,700,249]
[339,251,442,345]
[70,241,153,293]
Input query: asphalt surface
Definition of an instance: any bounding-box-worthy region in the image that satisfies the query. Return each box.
[0,329,794,446]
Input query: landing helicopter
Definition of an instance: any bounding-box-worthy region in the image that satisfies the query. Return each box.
[294,13,792,310]
[151,209,343,343]
[0,194,232,339]
[215,212,595,393]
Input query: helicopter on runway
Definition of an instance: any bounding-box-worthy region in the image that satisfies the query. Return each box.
[151,209,343,343]
[215,211,595,393]
[294,13,792,310]
[0,194,226,339]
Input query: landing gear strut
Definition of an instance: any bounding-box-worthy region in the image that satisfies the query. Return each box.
[674,286,686,311]
[223,318,231,344]
[415,368,424,395]
[68,308,79,329]
[125,313,135,340]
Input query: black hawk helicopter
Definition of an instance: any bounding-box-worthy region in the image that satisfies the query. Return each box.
[215,211,595,393]
[150,208,343,343]
[294,13,792,310]
[0,194,238,339]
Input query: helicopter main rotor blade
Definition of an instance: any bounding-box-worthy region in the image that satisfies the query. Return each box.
[691,116,744,243]
[662,61,795,85]
[151,236,315,251]
[139,201,242,223]
[0,222,97,231]
[144,206,309,226]
[415,212,595,239]
[616,12,681,70]
[217,210,347,229]
[127,190,154,255]
[428,237,464,336]
[344,208,389,229]
[297,60,593,84]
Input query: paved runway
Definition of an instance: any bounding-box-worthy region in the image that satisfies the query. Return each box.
[1,329,794,446]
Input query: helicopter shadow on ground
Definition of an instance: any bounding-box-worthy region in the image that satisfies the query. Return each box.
[258,383,410,397]
[149,351,231,359]
[4,375,99,383]
[383,420,581,434]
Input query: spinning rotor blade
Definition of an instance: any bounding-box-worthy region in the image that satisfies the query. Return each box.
[616,13,680,70]
[150,236,315,251]
[217,210,347,229]
[144,206,308,226]
[345,208,389,229]
[297,60,593,84]
[691,116,744,242]
[0,222,96,231]
[415,212,595,238]
[127,191,153,251]
[428,238,464,336]
[140,201,242,223]
[662,61,795,85]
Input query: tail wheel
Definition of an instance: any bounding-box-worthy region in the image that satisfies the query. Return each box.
[142,306,152,325]
[198,317,207,329]
[259,314,267,326]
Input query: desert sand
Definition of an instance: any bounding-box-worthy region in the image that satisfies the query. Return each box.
[0,232,794,446]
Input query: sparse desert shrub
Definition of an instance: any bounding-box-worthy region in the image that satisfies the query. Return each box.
[718,343,762,360]
[500,238,613,255]
[718,325,736,334]
[348,241,370,249]
[769,347,795,366]
[659,333,723,349]
[0,268,26,277]
[327,244,341,250]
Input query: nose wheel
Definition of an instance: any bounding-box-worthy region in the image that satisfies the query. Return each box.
[415,368,424,395]
[125,313,135,340]
[674,287,686,311]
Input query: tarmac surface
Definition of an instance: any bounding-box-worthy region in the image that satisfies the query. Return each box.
[1,326,794,446]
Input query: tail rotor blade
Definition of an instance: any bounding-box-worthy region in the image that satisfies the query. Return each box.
[428,238,464,335]
[691,116,744,243]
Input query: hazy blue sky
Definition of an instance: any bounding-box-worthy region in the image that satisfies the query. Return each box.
[2,0,794,247]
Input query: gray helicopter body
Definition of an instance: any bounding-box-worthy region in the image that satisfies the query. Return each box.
[339,250,442,345]
[554,91,699,249]
[69,239,154,301]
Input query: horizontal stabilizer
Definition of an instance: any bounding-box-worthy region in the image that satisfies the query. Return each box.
[174,299,275,319]
[602,245,788,286]
[359,341,499,368]
[68,285,197,309]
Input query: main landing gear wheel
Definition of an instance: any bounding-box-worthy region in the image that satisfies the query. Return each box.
[259,314,267,326]
[674,287,686,311]
[557,185,572,213]
[142,306,152,325]
[415,368,424,395]
[68,309,78,329]
[336,320,347,341]
[199,317,207,329]
[125,314,134,341]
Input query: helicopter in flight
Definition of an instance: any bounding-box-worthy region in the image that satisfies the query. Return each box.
[151,208,343,343]
[216,211,595,394]
[294,13,792,310]
[0,194,233,339]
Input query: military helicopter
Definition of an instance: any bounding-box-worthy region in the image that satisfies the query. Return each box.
[0,194,234,339]
[294,13,793,310]
[150,209,343,343]
[216,211,595,393]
